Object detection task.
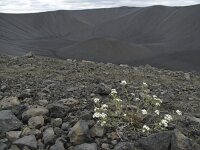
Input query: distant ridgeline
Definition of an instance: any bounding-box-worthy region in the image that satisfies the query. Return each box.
[0,5,200,71]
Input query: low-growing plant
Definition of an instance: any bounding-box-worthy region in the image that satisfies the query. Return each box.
[93,80,183,136]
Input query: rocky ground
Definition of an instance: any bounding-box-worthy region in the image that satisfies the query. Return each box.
[0,53,200,150]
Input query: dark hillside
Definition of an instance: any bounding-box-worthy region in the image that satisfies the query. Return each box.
[0,5,200,71]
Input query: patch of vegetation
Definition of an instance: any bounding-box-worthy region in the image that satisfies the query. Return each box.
[93,80,182,136]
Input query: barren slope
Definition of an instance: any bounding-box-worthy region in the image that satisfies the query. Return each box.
[0,5,200,71]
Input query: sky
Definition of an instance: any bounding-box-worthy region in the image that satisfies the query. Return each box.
[0,0,199,13]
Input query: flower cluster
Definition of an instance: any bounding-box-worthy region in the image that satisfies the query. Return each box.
[155,102,160,106]
[159,114,173,127]
[100,121,106,126]
[143,82,148,87]
[131,93,135,96]
[93,98,108,126]
[93,112,107,119]
[114,98,122,102]
[141,109,147,115]
[155,99,162,104]
[94,98,100,103]
[120,80,127,86]
[158,110,182,128]
[153,95,163,106]
[164,114,173,121]
[159,119,168,127]
[142,125,150,132]
[101,104,108,110]
[176,110,182,115]
[155,110,160,115]
[135,98,140,101]
[92,80,184,134]
[111,89,117,96]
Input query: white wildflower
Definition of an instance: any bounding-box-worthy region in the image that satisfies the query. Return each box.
[159,119,168,127]
[142,125,150,132]
[143,82,148,87]
[100,121,106,126]
[94,98,100,103]
[155,102,160,106]
[135,98,140,101]
[143,125,150,130]
[100,113,107,119]
[141,109,148,115]
[155,110,160,115]
[153,95,157,98]
[164,114,173,121]
[120,80,127,86]
[131,93,135,96]
[123,114,127,117]
[155,98,163,103]
[111,89,117,95]
[93,112,100,118]
[101,104,108,110]
[115,98,122,102]
[176,110,182,115]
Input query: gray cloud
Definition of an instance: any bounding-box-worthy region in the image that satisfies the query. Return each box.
[0,0,199,13]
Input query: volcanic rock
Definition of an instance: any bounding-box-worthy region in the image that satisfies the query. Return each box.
[90,124,105,137]
[138,131,172,150]
[68,120,90,145]
[51,118,62,127]
[22,127,42,138]
[47,103,69,118]
[28,116,44,129]
[171,130,192,150]
[0,142,7,150]
[6,131,22,142]
[96,83,111,95]
[43,127,55,146]
[9,145,21,150]
[0,110,22,132]
[114,142,137,150]
[22,106,48,122]
[0,85,7,92]
[74,143,97,150]
[38,100,48,106]
[61,122,71,131]
[0,97,20,109]
[193,143,200,150]
[49,139,65,150]
[101,143,110,150]
[13,135,37,149]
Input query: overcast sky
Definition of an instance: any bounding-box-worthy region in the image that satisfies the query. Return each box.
[0,0,199,13]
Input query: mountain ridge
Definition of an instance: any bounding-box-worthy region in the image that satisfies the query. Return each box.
[0,4,200,71]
